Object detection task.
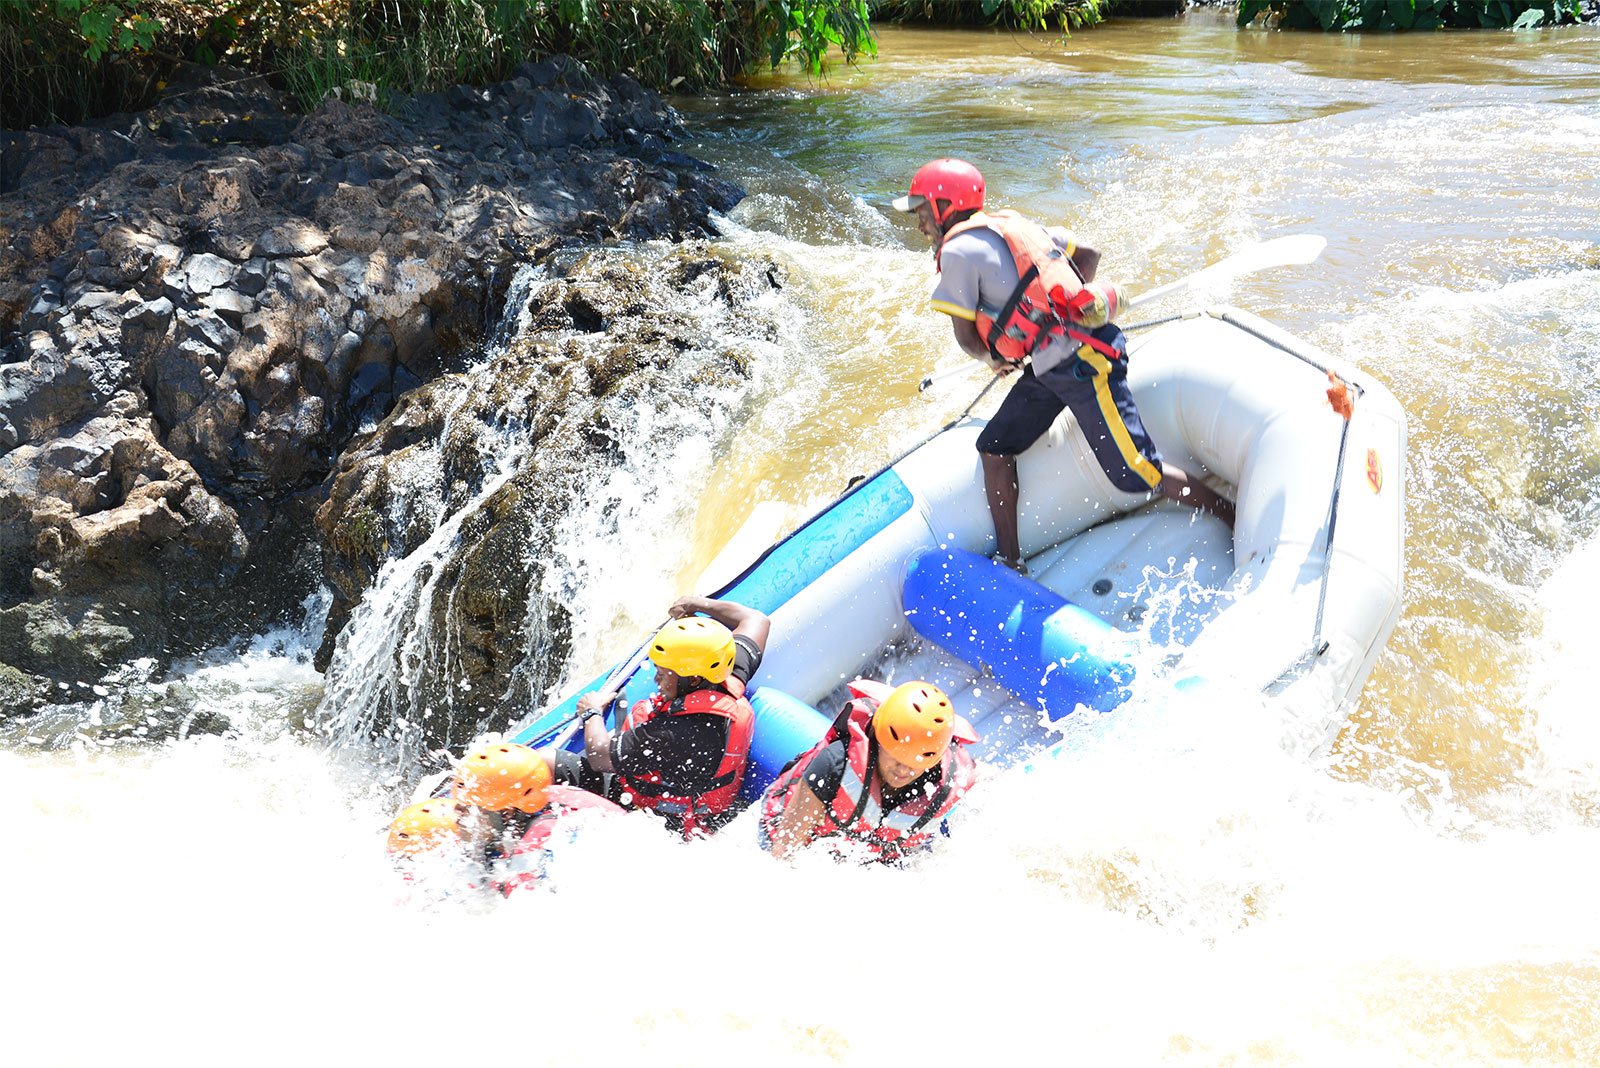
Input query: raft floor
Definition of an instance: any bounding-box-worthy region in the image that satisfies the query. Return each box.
[816,500,1236,764]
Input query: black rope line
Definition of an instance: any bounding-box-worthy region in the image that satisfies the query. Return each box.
[706,373,1003,598]
[1120,313,1187,333]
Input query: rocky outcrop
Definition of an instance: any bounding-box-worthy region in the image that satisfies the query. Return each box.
[313,246,785,753]
[0,59,742,712]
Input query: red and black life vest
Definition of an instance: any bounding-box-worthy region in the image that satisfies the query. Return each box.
[937,209,1090,365]
[615,676,755,837]
[758,679,979,863]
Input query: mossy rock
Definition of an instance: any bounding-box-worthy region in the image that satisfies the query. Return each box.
[0,663,52,719]
[0,599,140,679]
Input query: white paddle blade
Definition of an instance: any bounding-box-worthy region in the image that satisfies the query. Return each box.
[919,361,979,392]
[1125,234,1327,310]
[692,500,788,597]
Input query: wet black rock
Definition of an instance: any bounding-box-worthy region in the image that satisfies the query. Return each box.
[0,58,743,696]
[0,662,53,719]
[313,247,786,752]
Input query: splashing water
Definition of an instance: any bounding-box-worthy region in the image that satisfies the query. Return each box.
[7,18,1600,1067]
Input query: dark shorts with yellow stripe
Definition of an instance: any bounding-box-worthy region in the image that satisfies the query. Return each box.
[974,324,1164,494]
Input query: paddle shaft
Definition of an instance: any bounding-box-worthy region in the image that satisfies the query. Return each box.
[520,620,663,748]
[519,498,786,749]
[917,234,1327,392]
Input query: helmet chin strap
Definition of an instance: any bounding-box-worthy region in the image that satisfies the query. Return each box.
[937,202,979,233]
[653,673,713,710]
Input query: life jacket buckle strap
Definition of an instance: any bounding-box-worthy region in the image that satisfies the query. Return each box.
[1064,326,1126,361]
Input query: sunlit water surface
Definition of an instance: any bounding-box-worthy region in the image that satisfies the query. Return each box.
[6,14,1600,1066]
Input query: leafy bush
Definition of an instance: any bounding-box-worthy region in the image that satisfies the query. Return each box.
[875,0,1117,33]
[1236,0,1584,30]
[2,0,878,128]
[279,0,876,110]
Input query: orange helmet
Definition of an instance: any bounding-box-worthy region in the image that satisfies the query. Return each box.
[451,742,552,813]
[893,159,985,228]
[386,799,461,857]
[872,681,956,769]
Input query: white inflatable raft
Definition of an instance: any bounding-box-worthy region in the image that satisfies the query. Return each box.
[513,305,1406,792]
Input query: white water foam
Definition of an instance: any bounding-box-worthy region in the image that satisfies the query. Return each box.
[1520,531,1600,820]
[312,400,524,757]
[14,661,1595,1068]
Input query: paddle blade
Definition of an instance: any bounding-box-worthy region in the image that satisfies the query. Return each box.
[1125,234,1327,310]
[1220,233,1328,275]
[408,768,453,805]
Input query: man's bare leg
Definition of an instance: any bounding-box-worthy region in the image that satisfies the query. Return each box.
[981,452,1024,565]
[1158,464,1235,529]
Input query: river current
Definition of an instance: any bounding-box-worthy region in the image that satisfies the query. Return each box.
[6,13,1600,1066]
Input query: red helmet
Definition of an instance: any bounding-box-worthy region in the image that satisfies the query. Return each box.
[893,159,985,228]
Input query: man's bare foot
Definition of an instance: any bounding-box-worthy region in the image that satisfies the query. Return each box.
[995,554,1030,578]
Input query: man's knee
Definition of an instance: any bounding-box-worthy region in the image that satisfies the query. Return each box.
[979,451,1018,487]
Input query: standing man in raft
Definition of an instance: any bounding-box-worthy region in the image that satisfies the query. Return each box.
[894,159,1234,573]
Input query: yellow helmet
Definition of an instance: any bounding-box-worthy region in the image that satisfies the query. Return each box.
[649,617,737,684]
[451,742,552,814]
[386,799,461,857]
[872,682,956,770]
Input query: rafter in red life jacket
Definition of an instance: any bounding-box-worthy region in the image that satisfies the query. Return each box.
[938,209,1089,365]
[615,675,754,837]
[759,679,978,862]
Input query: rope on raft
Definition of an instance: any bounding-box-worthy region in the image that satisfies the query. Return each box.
[709,373,1003,598]
[1118,305,1371,690]
[1268,366,1366,693]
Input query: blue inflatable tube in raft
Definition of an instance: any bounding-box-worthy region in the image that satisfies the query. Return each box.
[901,548,1139,722]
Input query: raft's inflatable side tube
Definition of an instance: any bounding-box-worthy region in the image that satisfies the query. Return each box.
[512,469,922,748]
[742,687,833,803]
[902,548,1139,720]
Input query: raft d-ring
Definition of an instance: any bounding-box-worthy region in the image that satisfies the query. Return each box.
[1326,372,1355,420]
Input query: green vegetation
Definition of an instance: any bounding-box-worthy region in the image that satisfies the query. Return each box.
[875,0,1123,33]
[11,0,1582,130]
[1237,0,1584,30]
[2,0,876,129]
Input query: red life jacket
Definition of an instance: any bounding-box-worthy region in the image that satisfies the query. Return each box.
[500,786,626,894]
[937,209,1089,365]
[758,679,979,863]
[615,675,754,837]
